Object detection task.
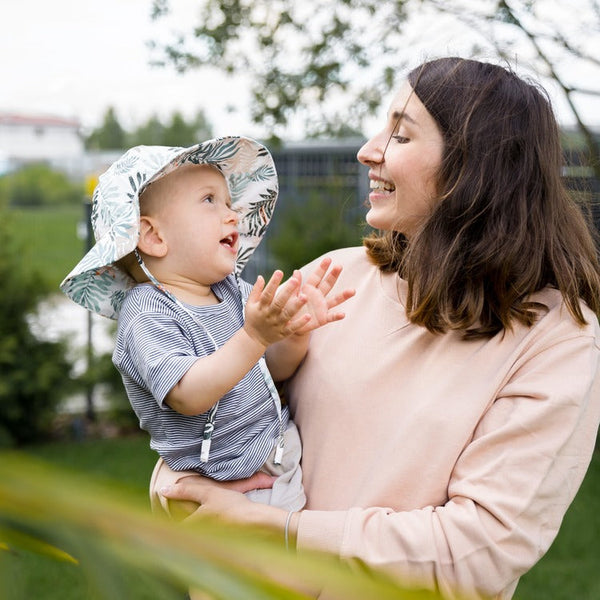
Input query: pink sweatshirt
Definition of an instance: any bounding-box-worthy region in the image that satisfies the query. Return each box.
[287,246,600,599]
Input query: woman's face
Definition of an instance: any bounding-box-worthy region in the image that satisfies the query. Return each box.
[358,82,444,236]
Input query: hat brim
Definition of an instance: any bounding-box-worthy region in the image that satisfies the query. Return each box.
[60,136,278,319]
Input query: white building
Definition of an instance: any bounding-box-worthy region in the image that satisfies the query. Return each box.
[0,113,84,175]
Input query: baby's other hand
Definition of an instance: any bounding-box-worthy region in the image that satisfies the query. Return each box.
[243,270,312,346]
[293,257,355,335]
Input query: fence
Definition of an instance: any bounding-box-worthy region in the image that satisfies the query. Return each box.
[243,141,600,280]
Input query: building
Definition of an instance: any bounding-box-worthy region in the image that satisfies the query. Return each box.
[0,113,84,175]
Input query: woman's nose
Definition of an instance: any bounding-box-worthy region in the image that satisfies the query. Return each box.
[357,133,385,166]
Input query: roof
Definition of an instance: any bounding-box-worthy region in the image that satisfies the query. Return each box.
[0,113,80,128]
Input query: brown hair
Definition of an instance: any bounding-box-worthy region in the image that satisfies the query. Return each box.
[365,57,600,338]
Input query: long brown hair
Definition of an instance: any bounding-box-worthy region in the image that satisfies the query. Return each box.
[365,57,600,338]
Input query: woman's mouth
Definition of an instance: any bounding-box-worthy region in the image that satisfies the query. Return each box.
[369,178,396,192]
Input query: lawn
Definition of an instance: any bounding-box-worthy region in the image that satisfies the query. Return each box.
[1,436,161,600]
[1,436,598,599]
[8,205,85,289]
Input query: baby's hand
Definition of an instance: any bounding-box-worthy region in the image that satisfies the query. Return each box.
[243,270,311,347]
[293,257,356,335]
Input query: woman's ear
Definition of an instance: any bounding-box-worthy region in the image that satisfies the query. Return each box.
[137,216,168,258]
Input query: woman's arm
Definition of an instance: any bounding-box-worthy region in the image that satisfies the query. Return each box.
[162,332,600,599]
[293,333,600,598]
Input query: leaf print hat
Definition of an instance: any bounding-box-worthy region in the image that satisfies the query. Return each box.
[60,136,278,319]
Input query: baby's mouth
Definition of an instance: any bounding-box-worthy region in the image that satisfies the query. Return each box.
[220,232,239,249]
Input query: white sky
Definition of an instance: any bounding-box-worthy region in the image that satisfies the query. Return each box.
[1,0,260,137]
[1,0,598,140]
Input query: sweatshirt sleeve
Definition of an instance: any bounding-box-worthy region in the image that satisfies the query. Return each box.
[296,332,600,599]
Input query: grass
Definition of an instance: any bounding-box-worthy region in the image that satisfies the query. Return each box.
[8,205,85,289]
[0,435,598,599]
[514,447,600,599]
[1,435,160,600]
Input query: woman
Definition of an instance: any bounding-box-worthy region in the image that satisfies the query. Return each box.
[161,57,600,599]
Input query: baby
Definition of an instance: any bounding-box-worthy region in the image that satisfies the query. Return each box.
[61,136,354,517]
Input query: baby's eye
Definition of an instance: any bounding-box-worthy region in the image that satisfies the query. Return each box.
[393,135,410,144]
[203,195,215,203]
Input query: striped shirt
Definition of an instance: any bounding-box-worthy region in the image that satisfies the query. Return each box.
[112,275,288,480]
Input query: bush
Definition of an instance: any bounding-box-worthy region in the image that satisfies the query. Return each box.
[269,187,367,274]
[0,164,83,207]
[0,211,73,446]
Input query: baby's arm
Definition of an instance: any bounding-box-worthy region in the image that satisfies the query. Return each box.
[166,271,310,416]
[266,258,355,381]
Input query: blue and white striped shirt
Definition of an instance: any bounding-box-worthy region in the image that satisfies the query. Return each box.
[113,275,288,480]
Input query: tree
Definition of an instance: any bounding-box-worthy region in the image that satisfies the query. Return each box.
[148,0,600,174]
[161,109,213,146]
[129,114,166,146]
[85,107,126,150]
[87,109,214,149]
[0,211,73,446]
[428,0,600,178]
[269,189,367,275]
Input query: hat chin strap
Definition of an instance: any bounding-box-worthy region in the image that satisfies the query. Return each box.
[133,249,169,297]
[133,247,221,462]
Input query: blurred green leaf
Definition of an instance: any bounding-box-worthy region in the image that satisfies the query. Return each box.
[0,452,443,599]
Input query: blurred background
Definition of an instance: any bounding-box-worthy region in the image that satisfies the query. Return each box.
[0,1,598,598]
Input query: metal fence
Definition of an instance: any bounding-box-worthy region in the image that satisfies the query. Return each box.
[243,140,600,280]
[243,139,368,280]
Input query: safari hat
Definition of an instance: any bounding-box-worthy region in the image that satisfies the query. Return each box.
[60,136,278,319]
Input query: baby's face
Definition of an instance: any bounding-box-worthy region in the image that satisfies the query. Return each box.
[142,164,240,286]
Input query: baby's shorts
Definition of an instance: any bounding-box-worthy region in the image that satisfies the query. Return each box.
[149,420,306,518]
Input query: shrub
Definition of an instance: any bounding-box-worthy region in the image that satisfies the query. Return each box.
[0,211,73,446]
[0,164,83,207]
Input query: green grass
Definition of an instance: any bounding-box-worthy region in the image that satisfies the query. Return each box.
[1,435,161,600]
[1,437,598,599]
[515,448,600,599]
[8,205,85,289]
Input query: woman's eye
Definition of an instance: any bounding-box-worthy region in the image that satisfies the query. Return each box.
[393,135,409,144]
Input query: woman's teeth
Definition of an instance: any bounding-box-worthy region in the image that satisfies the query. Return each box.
[370,179,395,192]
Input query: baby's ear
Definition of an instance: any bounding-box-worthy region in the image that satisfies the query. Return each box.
[137,216,168,258]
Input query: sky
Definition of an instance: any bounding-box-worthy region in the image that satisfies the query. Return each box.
[2,0,598,141]
[1,0,261,137]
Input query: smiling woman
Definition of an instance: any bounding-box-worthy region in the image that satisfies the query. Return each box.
[160,57,600,600]
[359,82,444,236]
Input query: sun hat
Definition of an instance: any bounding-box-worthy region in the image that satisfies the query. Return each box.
[60,136,278,319]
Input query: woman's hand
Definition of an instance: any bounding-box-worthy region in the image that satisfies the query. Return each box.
[160,475,287,530]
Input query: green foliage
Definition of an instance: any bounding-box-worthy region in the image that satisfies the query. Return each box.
[269,188,367,274]
[0,211,73,447]
[9,205,83,289]
[85,107,214,150]
[0,164,83,207]
[149,0,405,138]
[0,452,444,600]
[158,110,213,147]
[2,440,599,599]
[85,107,127,150]
[149,0,600,170]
